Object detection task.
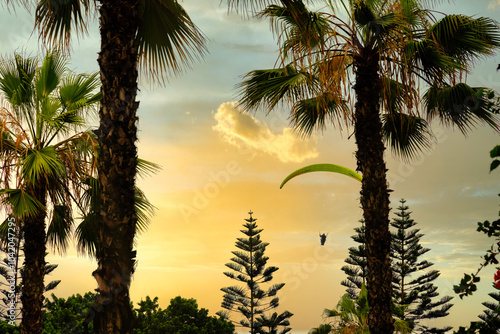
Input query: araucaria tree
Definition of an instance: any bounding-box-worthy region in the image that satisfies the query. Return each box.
[229,0,500,332]
[341,199,453,333]
[391,199,453,333]
[341,220,367,300]
[220,211,292,334]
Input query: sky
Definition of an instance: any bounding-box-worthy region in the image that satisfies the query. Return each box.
[1,0,500,332]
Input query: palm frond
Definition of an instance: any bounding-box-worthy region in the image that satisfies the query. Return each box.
[0,189,45,217]
[44,263,58,275]
[382,112,433,161]
[405,39,461,80]
[290,92,348,135]
[135,186,156,234]
[136,158,161,179]
[259,2,329,57]
[353,0,376,28]
[0,216,21,247]
[380,77,408,114]
[238,65,317,113]
[0,120,25,155]
[58,72,100,112]
[352,0,404,47]
[40,98,65,139]
[46,204,73,254]
[75,212,99,257]
[137,0,207,80]
[35,50,66,100]
[428,15,500,66]
[49,109,86,135]
[55,130,99,171]
[399,0,427,28]
[0,54,36,109]
[44,279,61,292]
[424,83,500,133]
[35,0,93,47]
[22,146,65,184]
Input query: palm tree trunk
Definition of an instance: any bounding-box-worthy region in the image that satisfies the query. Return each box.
[21,184,47,334]
[353,46,393,334]
[93,0,140,332]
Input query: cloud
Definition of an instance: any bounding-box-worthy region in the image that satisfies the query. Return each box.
[488,0,500,8]
[213,102,319,163]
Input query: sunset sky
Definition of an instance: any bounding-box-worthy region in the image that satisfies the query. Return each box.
[1,0,500,332]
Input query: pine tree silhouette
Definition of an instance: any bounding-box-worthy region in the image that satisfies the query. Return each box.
[391,199,453,333]
[341,199,453,333]
[340,220,367,299]
[219,211,292,334]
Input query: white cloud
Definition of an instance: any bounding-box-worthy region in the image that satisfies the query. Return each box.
[213,102,319,163]
[488,0,500,8]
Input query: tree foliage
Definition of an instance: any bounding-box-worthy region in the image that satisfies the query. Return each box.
[219,211,292,334]
[341,200,453,332]
[453,146,500,333]
[9,0,208,331]
[42,292,96,334]
[134,296,234,334]
[1,293,234,334]
[391,199,453,333]
[341,220,367,300]
[322,285,410,334]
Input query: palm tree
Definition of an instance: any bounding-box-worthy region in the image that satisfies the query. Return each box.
[228,0,500,333]
[0,50,100,334]
[325,285,370,334]
[324,285,410,334]
[2,1,208,332]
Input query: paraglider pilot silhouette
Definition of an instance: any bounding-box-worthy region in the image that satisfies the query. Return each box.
[319,233,328,246]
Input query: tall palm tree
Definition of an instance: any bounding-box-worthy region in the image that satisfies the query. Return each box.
[228,0,500,333]
[6,1,208,332]
[0,50,100,334]
[0,158,157,329]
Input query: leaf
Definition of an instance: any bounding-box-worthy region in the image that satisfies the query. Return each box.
[34,0,92,47]
[35,50,66,100]
[137,0,207,80]
[280,163,362,189]
[490,145,500,159]
[22,146,64,183]
[490,159,500,172]
[44,280,61,292]
[46,204,73,254]
[0,189,45,217]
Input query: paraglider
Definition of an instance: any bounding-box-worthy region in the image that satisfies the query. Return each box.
[319,233,328,246]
